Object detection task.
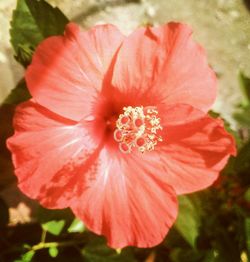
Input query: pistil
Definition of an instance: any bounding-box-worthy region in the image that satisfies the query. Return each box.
[114,106,163,153]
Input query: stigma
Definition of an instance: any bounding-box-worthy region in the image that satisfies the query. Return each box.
[113,106,163,153]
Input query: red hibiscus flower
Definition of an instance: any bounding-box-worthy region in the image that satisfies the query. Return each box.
[7,22,236,248]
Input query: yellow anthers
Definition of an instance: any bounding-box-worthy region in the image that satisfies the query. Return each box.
[114,106,163,153]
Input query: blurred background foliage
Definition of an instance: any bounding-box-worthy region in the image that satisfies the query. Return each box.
[0,0,250,261]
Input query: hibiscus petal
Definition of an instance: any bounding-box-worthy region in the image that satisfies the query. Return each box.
[26,23,125,121]
[158,114,236,195]
[158,103,205,126]
[7,100,102,208]
[71,149,178,248]
[111,23,216,112]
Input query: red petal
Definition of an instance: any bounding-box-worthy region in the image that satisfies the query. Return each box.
[26,23,124,121]
[158,114,236,195]
[111,23,216,112]
[7,100,102,208]
[71,149,178,248]
[158,103,204,126]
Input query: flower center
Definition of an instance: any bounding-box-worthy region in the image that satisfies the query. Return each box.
[114,106,163,153]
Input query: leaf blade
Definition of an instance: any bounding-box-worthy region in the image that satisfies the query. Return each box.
[68,218,85,233]
[174,196,201,248]
[41,220,65,236]
[10,0,69,67]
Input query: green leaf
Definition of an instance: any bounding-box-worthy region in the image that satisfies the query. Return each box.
[2,79,31,105]
[234,72,250,130]
[21,250,35,262]
[234,141,250,173]
[245,218,250,258]
[42,220,65,236]
[174,195,201,248]
[49,246,59,258]
[14,44,35,68]
[238,71,250,108]
[68,218,85,233]
[244,188,250,202]
[10,0,69,67]
[234,109,250,129]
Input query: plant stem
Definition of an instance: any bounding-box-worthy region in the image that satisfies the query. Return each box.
[40,229,47,243]
[31,239,85,251]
